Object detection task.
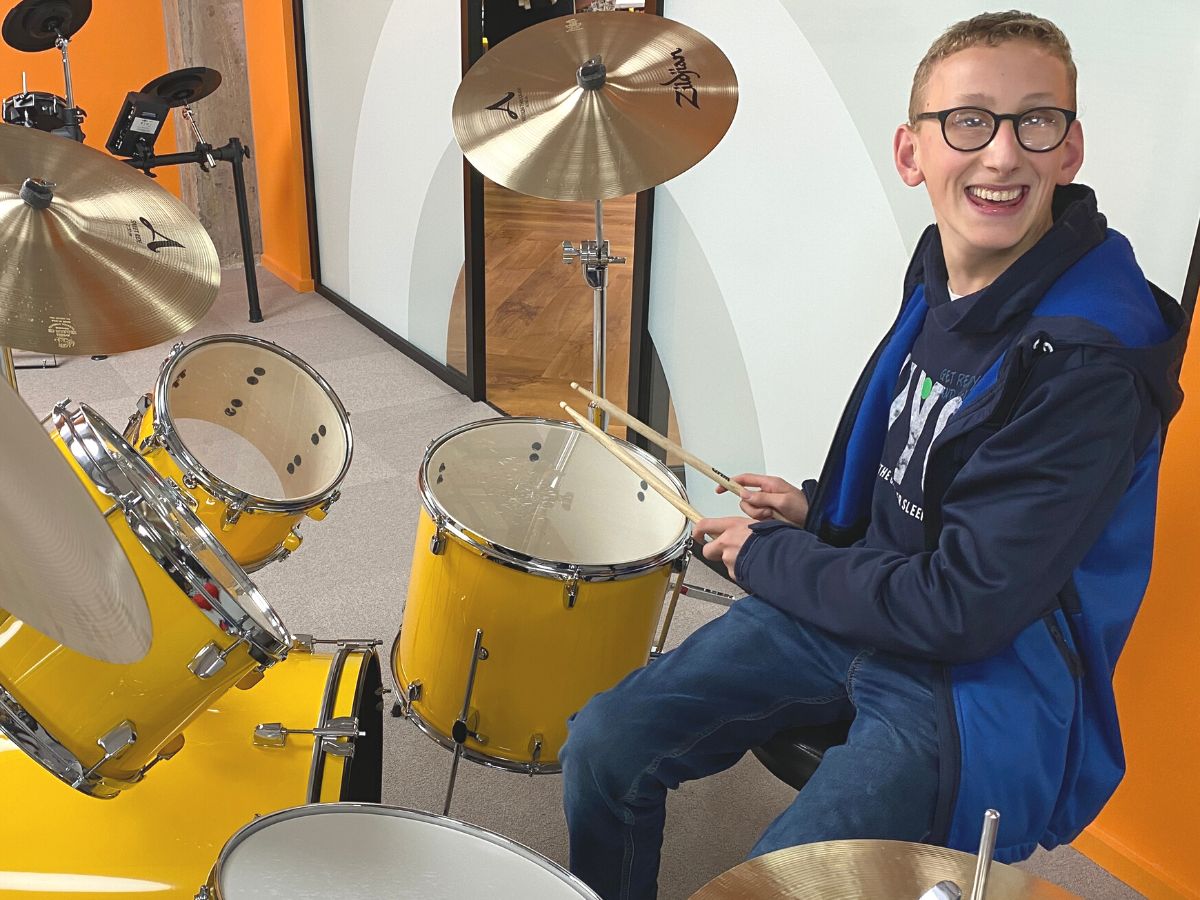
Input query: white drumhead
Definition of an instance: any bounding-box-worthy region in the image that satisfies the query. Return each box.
[217,805,597,899]
[424,419,688,567]
[159,337,350,504]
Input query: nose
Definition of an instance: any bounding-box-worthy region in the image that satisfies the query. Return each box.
[979,119,1023,174]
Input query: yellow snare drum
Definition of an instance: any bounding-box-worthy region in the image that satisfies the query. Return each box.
[0,402,292,798]
[0,640,383,899]
[125,334,352,571]
[393,418,690,772]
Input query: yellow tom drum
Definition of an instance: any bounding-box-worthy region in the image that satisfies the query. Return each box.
[125,335,353,571]
[0,402,292,798]
[0,639,383,899]
[393,417,691,773]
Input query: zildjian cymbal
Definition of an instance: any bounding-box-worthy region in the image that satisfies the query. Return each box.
[688,840,1078,899]
[0,384,152,664]
[452,12,738,201]
[2,0,90,52]
[141,67,223,108]
[0,124,219,355]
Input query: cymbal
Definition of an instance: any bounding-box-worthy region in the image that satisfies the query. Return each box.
[452,12,738,201]
[141,67,223,108]
[0,124,219,355]
[2,0,90,52]
[0,383,152,664]
[689,840,1078,899]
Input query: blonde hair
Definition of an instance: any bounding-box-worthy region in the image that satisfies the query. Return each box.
[908,10,1077,125]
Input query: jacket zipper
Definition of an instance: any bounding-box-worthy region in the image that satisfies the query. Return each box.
[1044,612,1083,678]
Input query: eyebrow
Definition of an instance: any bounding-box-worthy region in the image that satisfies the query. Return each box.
[953,91,1059,106]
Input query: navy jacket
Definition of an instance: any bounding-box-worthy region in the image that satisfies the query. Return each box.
[735,185,1188,859]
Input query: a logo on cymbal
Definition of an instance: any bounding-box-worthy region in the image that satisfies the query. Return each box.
[661,48,700,109]
[486,91,518,120]
[138,217,185,253]
[47,315,76,349]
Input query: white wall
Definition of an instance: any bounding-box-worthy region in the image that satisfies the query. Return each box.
[654,1,1200,517]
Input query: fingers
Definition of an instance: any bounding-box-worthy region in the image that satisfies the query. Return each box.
[733,473,795,494]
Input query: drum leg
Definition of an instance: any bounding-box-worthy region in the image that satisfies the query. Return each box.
[443,628,488,817]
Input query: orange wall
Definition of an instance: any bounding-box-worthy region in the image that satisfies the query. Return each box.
[0,1,181,196]
[1074,291,1200,898]
[241,0,312,291]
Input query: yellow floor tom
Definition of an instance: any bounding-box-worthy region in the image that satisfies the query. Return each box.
[393,417,691,772]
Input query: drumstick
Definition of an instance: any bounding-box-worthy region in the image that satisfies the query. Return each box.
[570,382,787,522]
[559,401,702,524]
[571,382,743,495]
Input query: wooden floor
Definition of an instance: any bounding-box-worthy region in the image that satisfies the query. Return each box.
[448,179,676,445]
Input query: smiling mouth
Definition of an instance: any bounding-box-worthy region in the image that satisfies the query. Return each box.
[965,185,1028,211]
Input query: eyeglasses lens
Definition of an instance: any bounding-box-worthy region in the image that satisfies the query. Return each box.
[943,107,1068,151]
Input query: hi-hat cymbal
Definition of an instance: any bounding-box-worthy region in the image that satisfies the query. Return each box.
[141,67,223,108]
[2,0,90,52]
[0,124,219,355]
[689,840,1077,899]
[0,383,152,664]
[453,12,738,201]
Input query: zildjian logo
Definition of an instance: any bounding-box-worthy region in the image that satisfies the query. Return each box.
[486,91,518,120]
[137,217,185,253]
[661,48,700,109]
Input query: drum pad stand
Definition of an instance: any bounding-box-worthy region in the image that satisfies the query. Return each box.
[123,137,263,324]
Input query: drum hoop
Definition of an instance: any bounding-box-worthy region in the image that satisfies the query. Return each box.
[53,401,292,662]
[306,644,362,802]
[207,802,600,899]
[419,417,692,582]
[0,680,99,795]
[152,334,354,513]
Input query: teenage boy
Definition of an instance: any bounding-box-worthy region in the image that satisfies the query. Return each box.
[559,10,1188,900]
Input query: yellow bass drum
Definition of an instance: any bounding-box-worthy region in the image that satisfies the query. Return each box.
[0,638,383,900]
[393,417,691,773]
[125,335,353,571]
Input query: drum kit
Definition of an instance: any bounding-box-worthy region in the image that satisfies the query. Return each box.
[0,5,1073,898]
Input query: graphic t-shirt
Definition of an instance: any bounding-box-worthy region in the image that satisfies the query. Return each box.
[862,286,1015,554]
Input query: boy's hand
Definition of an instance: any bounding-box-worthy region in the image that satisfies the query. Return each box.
[717,473,809,526]
[692,516,755,582]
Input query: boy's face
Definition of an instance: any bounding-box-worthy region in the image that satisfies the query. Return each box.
[894,41,1084,280]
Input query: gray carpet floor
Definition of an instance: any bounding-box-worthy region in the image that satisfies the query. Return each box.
[10,268,1143,898]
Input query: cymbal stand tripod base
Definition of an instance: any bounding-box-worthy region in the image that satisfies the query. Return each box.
[124,137,262,323]
[563,200,626,430]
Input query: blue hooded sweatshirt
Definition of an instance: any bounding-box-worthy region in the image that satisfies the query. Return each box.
[734,184,1188,860]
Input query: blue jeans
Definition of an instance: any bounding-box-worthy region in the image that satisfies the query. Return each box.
[560,595,941,900]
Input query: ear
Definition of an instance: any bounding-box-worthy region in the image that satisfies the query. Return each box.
[1056,119,1085,185]
[893,123,925,187]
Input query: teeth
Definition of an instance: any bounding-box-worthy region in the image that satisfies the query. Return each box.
[969,186,1022,202]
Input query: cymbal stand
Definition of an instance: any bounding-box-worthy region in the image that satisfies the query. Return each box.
[179,103,217,171]
[563,198,626,429]
[124,137,263,323]
[52,30,84,142]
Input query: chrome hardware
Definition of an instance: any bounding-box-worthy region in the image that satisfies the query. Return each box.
[74,720,138,788]
[187,638,246,679]
[291,634,382,654]
[564,574,580,609]
[529,733,544,776]
[444,628,488,815]
[430,516,447,555]
[195,887,212,900]
[320,489,342,512]
[188,642,226,678]
[968,809,1000,900]
[407,680,423,703]
[97,721,136,759]
[918,881,963,900]
[182,471,200,490]
[253,716,363,749]
[221,498,245,531]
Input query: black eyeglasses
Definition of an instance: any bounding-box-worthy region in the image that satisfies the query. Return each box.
[914,106,1077,152]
